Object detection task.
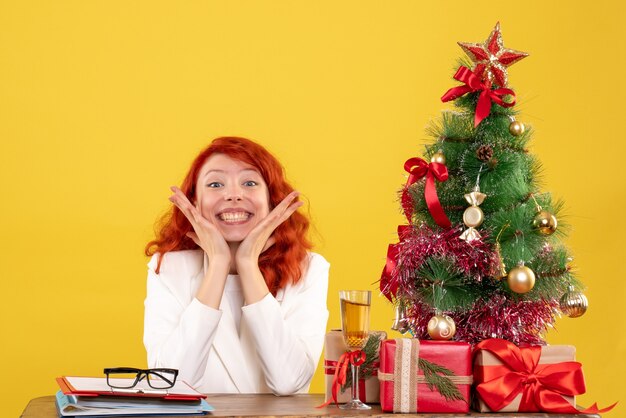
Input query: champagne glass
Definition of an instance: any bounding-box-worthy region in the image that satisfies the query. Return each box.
[339,290,371,410]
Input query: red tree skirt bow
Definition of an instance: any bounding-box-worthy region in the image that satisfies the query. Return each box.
[441,66,516,127]
[402,157,451,228]
[475,339,616,414]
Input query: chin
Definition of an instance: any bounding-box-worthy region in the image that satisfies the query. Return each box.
[222,230,250,243]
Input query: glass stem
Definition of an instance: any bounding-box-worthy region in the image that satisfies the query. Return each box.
[351,363,360,402]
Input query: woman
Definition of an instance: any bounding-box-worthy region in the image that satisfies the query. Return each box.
[143,137,329,395]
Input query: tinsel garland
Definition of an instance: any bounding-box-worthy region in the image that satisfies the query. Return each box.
[393,224,499,297]
[455,295,558,345]
[404,295,558,346]
[384,223,560,345]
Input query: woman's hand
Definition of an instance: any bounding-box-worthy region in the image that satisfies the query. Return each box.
[168,186,231,268]
[169,186,231,309]
[235,191,303,305]
[235,191,303,268]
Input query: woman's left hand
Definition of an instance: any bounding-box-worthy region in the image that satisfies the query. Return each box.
[235,191,303,266]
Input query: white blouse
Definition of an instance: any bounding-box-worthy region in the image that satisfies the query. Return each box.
[143,250,329,394]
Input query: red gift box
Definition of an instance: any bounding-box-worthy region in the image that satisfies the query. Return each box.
[323,330,386,404]
[378,338,472,413]
[473,339,616,414]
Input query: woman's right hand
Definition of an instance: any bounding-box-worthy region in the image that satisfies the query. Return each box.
[168,186,231,267]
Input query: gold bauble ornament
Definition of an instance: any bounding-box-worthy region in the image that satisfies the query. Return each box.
[509,120,525,136]
[427,314,456,340]
[533,210,558,235]
[507,265,536,294]
[560,286,588,318]
[430,151,446,165]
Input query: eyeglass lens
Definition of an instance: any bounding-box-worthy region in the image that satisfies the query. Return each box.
[146,369,177,389]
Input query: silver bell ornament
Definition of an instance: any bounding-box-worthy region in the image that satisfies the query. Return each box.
[391,302,410,334]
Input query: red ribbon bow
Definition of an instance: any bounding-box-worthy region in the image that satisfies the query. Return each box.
[317,350,366,408]
[380,243,399,302]
[441,66,516,127]
[401,157,451,229]
[379,225,411,302]
[475,339,616,414]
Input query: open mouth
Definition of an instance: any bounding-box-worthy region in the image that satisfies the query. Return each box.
[217,211,252,224]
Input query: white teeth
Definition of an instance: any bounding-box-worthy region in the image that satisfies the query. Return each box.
[219,212,250,222]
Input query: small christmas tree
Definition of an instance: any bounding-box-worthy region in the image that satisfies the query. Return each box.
[381,23,588,345]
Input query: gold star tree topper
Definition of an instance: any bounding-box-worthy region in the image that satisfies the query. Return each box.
[458,22,528,88]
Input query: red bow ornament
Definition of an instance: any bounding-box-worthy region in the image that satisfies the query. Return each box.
[401,157,451,229]
[380,242,399,302]
[441,66,516,127]
[379,225,411,302]
[474,339,616,414]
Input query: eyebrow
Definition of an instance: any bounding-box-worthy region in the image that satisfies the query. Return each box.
[202,168,259,179]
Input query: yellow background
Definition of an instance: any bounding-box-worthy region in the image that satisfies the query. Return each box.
[2,1,625,416]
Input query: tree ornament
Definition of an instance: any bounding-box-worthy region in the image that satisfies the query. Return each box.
[391,301,410,334]
[476,145,494,162]
[460,186,486,242]
[529,193,558,235]
[402,157,452,228]
[507,263,536,294]
[430,150,446,165]
[493,224,510,280]
[427,312,456,340]
[457,22,529,87]
[533,209,558,235]
[509,119,525,136]
[494,242,508,280]
[560,285,588,318]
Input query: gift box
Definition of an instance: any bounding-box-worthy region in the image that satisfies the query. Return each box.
[378,338,472,413]
[323,330,386,404]
[474,338,579,413]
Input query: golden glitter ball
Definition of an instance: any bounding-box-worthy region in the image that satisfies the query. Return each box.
[560,289,588,318]
[533,210,558,235]
[427,314,456,340]
[507,265,536,294]
[509,120,525,136]
[430,151,446,165]
[463,206,484,228]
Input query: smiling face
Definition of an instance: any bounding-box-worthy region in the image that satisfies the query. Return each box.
[195,153,271,243]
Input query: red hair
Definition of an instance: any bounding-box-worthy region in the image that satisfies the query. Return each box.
[145,137,312,295]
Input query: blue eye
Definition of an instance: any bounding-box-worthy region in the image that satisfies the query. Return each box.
[207,182,223,188]
[243,180,258,187]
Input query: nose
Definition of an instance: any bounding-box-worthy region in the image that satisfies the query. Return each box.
[224,184,243,201]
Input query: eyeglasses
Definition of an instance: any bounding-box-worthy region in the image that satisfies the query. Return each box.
[104,367,179,390]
